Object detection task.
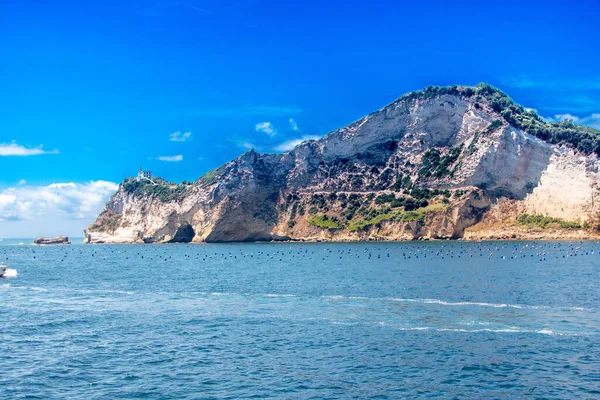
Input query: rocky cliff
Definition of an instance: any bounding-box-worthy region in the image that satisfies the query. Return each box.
[86,84,600,243]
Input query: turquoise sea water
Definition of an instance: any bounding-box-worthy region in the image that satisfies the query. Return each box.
[2,240,599,399]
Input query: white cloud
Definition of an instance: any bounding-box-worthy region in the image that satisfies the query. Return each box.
[18,179,26,185]
[0,181,118,223]
[169,131,192,142]
[274,135,320,152]
[585,114,600,129]
[157,155,183,162]
[0,141,59,156]
[545,113,580,123]
[255,122,277,136]
[230,139,260,152]
[289,118,299,131]
[544,113,600,129]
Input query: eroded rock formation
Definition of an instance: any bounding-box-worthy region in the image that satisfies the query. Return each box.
[34,236,71,245]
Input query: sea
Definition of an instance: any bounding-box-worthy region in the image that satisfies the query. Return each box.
[1,239,599,399]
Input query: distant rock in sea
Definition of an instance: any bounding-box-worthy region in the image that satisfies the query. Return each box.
[34,236,71,245]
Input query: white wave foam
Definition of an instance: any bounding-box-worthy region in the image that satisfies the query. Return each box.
[434,327,581,336]
[66,288,134,295]
[387,297,558,310]
[349,322,582,336]
[423,299,523,309]
[25,286,133,295]
[537,329,555,335]
[322,295,588,312]
[383,325,431,331]
[438,327,521,333]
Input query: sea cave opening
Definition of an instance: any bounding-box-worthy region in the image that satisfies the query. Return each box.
[169,224,195,243]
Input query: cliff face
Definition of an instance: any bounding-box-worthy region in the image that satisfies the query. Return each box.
[86,84,600,243]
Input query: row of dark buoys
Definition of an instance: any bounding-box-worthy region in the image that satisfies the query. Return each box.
[0,241,599,263]
[1,241,599,268]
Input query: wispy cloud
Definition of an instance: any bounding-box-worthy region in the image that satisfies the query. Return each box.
[229,138,261,152]
[0,142,59,156]
[255,122,277,136]
[274,135,321,152]
[502,75,600,90]
[0,181,118,222]
[544,113,579,123]
[157,155,183,162]
[544,113,600,129]
[186,5,210,14]
[583,114,600,129]
[289,118,299,131]
[169,131,192,142]
[190,105,302,118]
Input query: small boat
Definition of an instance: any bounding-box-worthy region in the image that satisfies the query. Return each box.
[0,266,17,278]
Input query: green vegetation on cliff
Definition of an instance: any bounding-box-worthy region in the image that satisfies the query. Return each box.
[390,174,412,191]
[374,193,429,210]
[122,178,189,203]
[347,203,450,232]
[418,146,462,179]
[348,209,427,231]
[197,164,228,186]
[517,213,582,229]
[289,185,460,233]
[88,211,121,233]
[303,197,450,233]
[308,215,343,229]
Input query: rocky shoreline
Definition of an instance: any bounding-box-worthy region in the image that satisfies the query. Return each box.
[82,228,600,244]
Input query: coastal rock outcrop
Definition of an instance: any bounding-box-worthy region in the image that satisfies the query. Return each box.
[86,84,600,243]
[34,236,71,245]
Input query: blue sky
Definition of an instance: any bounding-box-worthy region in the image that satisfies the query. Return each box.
[1,0,599,237]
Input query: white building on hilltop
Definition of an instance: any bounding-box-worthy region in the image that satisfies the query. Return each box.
[138,166,152,180]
